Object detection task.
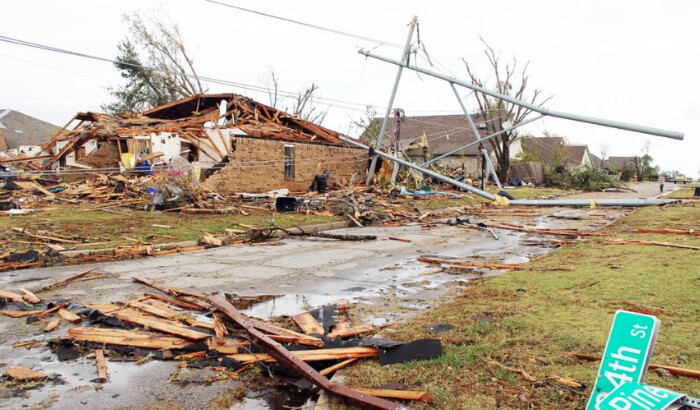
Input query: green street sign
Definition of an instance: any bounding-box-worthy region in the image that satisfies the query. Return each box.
[596,382,684,410]
[587,310,660,410]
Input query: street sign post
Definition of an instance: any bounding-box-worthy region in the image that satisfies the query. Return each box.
[596,382,684,410]
[587,311,661,410]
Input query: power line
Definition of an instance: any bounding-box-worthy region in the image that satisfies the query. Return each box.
[200,0,403,49]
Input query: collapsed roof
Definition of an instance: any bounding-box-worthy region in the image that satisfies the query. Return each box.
[5,93,355,171]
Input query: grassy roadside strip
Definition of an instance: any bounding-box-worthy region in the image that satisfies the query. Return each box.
[344,200,700,409]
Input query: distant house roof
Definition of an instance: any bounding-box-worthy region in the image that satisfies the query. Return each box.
[590,153,603,167]
[520,137,590,167]
[366,114,499,156]
[603,156,637,169]
[0,109,60,149]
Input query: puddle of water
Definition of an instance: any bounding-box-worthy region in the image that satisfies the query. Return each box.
[229,388,311,410]
[241,293,351,319]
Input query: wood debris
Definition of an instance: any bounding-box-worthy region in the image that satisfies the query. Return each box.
[603,239,700,250]
[4,366,48,381]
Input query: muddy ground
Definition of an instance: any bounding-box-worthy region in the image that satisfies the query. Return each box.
[0,183,675,409]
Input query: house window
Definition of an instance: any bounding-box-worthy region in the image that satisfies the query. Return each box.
[284,145,295,179]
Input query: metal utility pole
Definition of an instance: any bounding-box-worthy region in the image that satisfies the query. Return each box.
[359,49,684,141]
[390,108,404,185]
[365,17,417,185]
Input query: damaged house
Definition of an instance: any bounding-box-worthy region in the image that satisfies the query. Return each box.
[12,94,367,193]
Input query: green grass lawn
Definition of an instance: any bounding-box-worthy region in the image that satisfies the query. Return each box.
[343,201,700,409]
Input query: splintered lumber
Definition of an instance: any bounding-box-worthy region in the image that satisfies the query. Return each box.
[132,276,207,299]
[561,352,700,379]
[353,388,434,403]
[112,309,210,341]
[209,295,402,410]
[95,349,108,382]
[327,324,375,339]
[0,309,46,318]
[268,334,325,347]
[634,228,699,236]
[484,222,605,237]
[603,239,700,251]
[44,318,60,332]
[85,303,121,314]
[293,312,325,335]
[490,360,538,382]
[144,293,208,311]
[319,358,359,376]
[207,338,249,355]
[66,327,194,350]
[0,289,24,303]
[213,315,228,343]
[1,301,70,318]
[313,231,375,241]
[10,227,82,244]
[36,267,97,292]
[57,308,82,323]
[125,300,178,320]
[4,366,48,381]
[19,289,40,304]
[417,257,570,272]
[228,347,379,364]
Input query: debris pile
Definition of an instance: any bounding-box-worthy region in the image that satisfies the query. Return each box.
[0,273,441,408]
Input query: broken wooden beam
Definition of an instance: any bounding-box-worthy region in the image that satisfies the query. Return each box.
[132,276,207,299]
[57,308,82,323]
[143,293,208,311]
[319,358,359,376]
[561,352,700,378]
[327,324,375,339]
[292,312,325,335]
[603,239,700,251]
[112,309,210,341]
[19,288,41,304]
[65,327,194,350]
[95,349,108,382]
[353,388,434,403]
[0,289,24,303]
[228,346,379,364]
[208,295,404,410]
[35,268,97,292]
[10,227,82,244]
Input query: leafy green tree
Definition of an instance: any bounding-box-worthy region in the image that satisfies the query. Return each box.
[103,12,203,113]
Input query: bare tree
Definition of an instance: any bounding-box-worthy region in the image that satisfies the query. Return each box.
[264,69,328,125]
[598,143,611,169]
[104,11,204,113]
[462,38,552,180]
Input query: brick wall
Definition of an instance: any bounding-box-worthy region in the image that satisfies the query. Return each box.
[202,137,367,193]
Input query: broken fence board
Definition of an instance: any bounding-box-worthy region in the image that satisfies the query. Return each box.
[0,289,24,303]
[228,347,379,364]
[57,308,82,323]
[19,288,41,304]
[319,358,359,376]
[327,324,375,339]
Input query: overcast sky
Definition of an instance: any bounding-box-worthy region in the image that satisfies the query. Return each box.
[2,0,698,176]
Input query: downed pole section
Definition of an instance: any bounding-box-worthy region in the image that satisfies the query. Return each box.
[340,136,679,207]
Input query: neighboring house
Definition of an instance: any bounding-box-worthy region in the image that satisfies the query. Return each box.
[601,156,637,171]
[518,137,593,171]
[0,109,60,158]
[363,113,501,176]
[16,94,367,193]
